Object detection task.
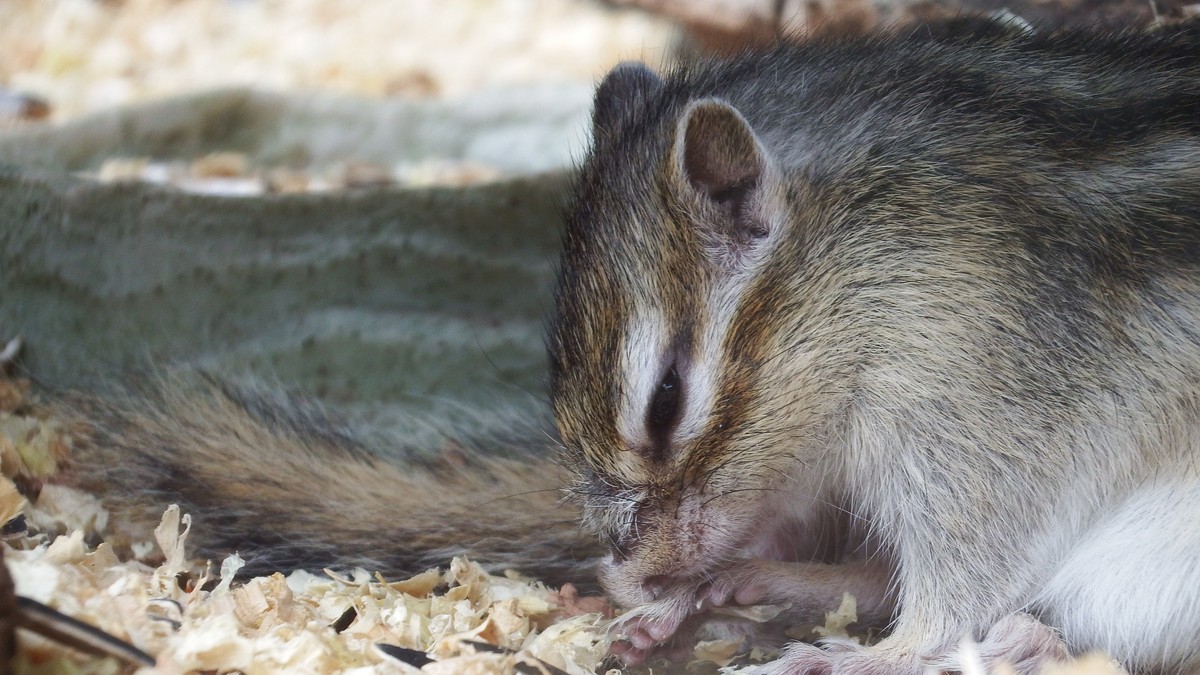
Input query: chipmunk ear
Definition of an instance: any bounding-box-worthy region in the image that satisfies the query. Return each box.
[675,98,777,257]
[592,61,664,141]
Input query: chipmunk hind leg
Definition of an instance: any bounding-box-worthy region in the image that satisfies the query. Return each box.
[761,613,1067,675]
[1032,470,1200,674]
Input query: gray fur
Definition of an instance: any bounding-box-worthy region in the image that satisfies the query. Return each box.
[551,23,1200,674]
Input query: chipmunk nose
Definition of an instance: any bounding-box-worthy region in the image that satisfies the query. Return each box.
[642,574,674,600]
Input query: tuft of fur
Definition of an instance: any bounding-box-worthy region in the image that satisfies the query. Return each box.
[550,22,1200,674]
[59,372,602,588]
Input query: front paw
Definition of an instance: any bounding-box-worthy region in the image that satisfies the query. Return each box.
[609,583,708,665]
[608,563,795,666]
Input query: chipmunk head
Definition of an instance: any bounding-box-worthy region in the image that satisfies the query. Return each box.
[549,61,854,606]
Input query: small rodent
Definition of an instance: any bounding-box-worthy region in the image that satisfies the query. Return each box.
[64,21,1200,675]
[548,21,1200,675]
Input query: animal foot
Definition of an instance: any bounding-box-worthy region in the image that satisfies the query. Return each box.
[608,582,708,666]
[928,613,1070,675]
[609,571,764,666]
[610,611,711,666]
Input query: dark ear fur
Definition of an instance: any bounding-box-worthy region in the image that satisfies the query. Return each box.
[592,61,664,141]
[675,99,776,257]
[679,99,764,202]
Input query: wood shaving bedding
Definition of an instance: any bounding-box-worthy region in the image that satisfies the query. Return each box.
[5,499,619,674]
[0,376,1131,673]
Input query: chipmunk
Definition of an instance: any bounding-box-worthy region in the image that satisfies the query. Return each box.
[62,20,1200,675]
[548,20,1200,675]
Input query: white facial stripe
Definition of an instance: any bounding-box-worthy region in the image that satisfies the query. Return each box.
[675,280,750,444]
[618,309,667,450]
[618,275,754,456]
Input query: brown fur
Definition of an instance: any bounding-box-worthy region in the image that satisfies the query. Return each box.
[550,22,1200,674]
[49,21,1200,675]
[60,372,601,588]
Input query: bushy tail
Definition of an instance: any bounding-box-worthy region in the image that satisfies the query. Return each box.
[57,372,601,588]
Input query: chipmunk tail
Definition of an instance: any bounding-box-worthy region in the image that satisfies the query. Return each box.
[57,371,601,588]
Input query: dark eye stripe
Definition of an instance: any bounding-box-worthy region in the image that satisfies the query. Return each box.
[644,365,683,456]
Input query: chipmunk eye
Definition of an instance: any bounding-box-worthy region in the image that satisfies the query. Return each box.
[645,366,683,448]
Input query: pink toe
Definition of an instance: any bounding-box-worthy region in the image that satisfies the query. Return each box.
[647,619,675,641]
[734,584,765,605]
[708,583,733,606]
[630,631,656,650]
